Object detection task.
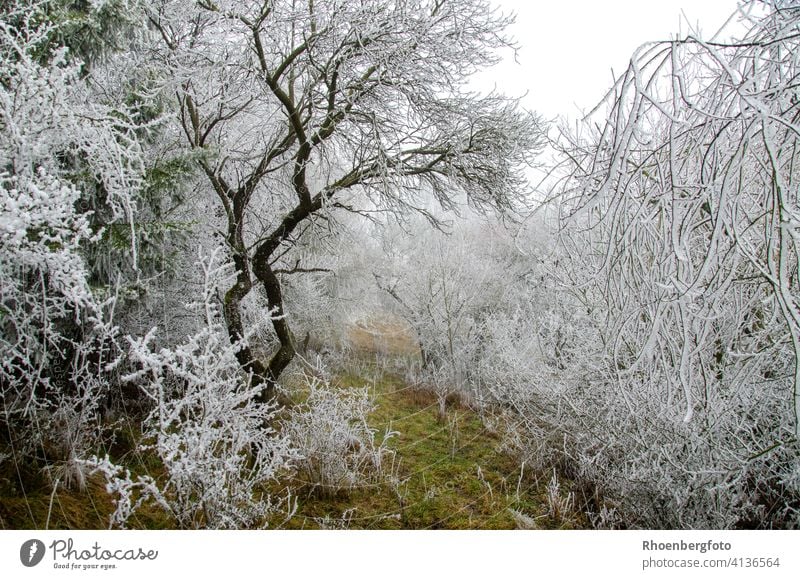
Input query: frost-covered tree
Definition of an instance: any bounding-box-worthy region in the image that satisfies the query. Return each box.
[142,0,543,401]
[374,219,523,398]
[547,0,800,527]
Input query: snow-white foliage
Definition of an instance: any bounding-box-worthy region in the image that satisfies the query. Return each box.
[538,0,800,528]
[281,217,381,356]
[367,3,800,526]
[0,0,142,476]
[81,454,168,528]
[95,250,296,528]
[285,365,396,495]
[375,217,546,406]
[7,0,800,533]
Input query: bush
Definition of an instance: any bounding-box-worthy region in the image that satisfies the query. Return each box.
[284,367,396,496]
[89,250,297,528]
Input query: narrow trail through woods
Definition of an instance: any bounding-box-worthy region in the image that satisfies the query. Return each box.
[0,319,584,530]
[279,319,582,529]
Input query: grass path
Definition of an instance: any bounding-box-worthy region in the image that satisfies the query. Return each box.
[279,368,575,529]
[1,318,583,529]
[0,367,579,529]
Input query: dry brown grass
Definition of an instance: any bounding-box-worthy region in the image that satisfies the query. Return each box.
[347,315,420,358]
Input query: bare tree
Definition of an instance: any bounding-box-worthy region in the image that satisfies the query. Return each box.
[142,0,542,402]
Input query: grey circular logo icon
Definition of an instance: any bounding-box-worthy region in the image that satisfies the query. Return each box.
[20,539,45,567]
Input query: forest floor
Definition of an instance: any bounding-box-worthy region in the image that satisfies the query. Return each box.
[274,318,583,529]
[0,318,584,530]
[277,368,579,529]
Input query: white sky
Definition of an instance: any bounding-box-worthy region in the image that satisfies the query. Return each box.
[478,0,741,120]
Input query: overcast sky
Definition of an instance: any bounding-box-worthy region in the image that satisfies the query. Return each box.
[478,0,741,120]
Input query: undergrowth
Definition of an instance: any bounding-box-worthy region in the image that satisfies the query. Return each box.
[1,359,585,529]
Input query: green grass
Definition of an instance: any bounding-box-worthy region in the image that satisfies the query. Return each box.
[276,368,581,529]
[1,364,584,530]
[0,442,173,530]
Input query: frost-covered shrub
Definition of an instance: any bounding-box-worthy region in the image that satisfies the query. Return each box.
[0,0,142,481]
[284,371,396,495]
[375,220,529,405]
[91,251,296,528]
[509,1,800,528]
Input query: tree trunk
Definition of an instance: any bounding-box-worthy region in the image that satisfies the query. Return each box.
[253,262,296,404]
[222,257,269,396]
